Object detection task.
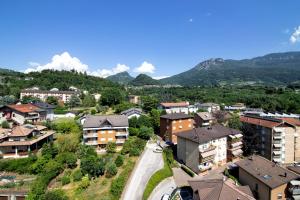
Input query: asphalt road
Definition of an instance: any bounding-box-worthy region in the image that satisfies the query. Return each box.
[122,142,164,200]
[148,177,176,200]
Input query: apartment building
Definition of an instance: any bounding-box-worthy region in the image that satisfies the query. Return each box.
[0,124,54,158]
[176,124,243,173]
[236,155,300,200]
[194,112,216,127]
[82,115,129,149]
[20,89,78,103]
[128,95,141,104]
[159,102,190,114]
[160,113,193,144]
[0,104,47,125]
[120,108,142,119]
[240,115,300,164]
[197,102,220,113]
[32,102,55,121]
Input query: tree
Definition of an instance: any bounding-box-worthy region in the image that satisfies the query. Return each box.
[128,127,139,136]
[115,155,124,167]
[138,126,153,140]
[21,96,41,104]
[68,95,81,108]
[76,145,97,159]
[78,174,90,190]
[46,96,59,105]
[44,189,69,200]
[149,109,160,132]
[90,109,96,115]
[106,162,118,177]
[101,88,124,106]
[114,102,134,113]
[54,118,81,134]
[1,121,10,128]
[137,115,152,128]
[56,134,80,153]
[141,96,158,113]
[41,143,58,159]
[106,142,117,153]
[0,95,16,105]
[129,117,138,128]
[80,156,105,177]
[72,169,83,182]
[82,94,96,107]
[228,114,242,130]
[55,152,77,168]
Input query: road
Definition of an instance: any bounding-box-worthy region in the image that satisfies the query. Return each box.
[122,142,164,200]
[148,177,176,200]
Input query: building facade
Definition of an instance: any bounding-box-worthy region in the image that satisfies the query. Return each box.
[197,102,220,113]
[20,89,78,103]
[159,102,190,114]
[160,113,193,144]
[194,112,216,127]
[82,115,129,149]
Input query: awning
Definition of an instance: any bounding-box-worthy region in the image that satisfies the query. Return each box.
[200,149,216,158]
[232,149,243,156]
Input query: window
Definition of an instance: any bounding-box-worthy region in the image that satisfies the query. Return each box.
[188,124,192,128]
[173,127,176,130]
[108,130,113,133]
[108,138,113,141]
[179,125,183,129]
[277,193,282,199]
[255,183,258,191]
[100,138,106,141]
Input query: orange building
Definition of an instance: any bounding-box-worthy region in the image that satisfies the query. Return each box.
[160,113,193,144]
[82,115,129,149]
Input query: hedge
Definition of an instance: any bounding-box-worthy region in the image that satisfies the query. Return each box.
[142,150,173,200]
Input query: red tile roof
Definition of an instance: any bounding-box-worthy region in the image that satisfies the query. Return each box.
[160,102,189,107]
[7,104,40,113]
[240,116,281,128]
[280,118,300,126]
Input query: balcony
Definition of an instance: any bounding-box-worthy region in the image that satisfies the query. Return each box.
[273,150,281,156]
[231,149,243,157]
[230,141,243,148]
[116,132,128,137]
[83,133,98,138]
[85,141,98,145]
[273,134,282,140]
[116,139,126,144]
[198,162,213,172]
[273,156,281,163]
[289,180,300,195]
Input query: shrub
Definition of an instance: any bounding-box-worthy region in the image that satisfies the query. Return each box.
[129,148,140,157]
[42,143,58,159]
[78,175,90,190]
[30,157,49,174]
[72,169,83,182]
[44,189,69,200]
[138,126,153,140]
[61,175,71,185]
[128,127,139,136]
[106,162,118,178]
[77,145,97,159]
[114,155,124,167]
[0,156,37,174]
[106,142,117,153]
[56,133,80,153]
[1,120,10,128]
[80,156,105,178]
[55,152,77,168]
[90,109,96,115]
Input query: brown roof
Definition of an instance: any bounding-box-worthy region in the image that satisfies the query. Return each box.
[287,166,300,175]
[176,124,240,144]
[0,131,54,147]
[236,155,300,189]
[240,116,282,128]
[9,124,46,137]
[7,104,41,113]
[188,178,255,200]
[160,102,189,108]
[196,112,215,121]
[160,113,193,120]
[280,118,300,126]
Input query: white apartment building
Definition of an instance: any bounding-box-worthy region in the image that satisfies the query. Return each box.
[20,89,79,103]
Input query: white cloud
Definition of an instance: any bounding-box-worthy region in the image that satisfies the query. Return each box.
[25,52,88,73]
[24,52,130,78]
[189,18,193,22]
[152,76,170,80]
[134,61,155,74]
[290,26,300,44]
[89,64,130,78]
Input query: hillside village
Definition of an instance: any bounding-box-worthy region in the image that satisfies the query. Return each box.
[0,83,299,200]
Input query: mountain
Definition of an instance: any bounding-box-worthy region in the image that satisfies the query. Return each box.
[106,71,134,84]
[160,51,300,86]
[130,74,160,86]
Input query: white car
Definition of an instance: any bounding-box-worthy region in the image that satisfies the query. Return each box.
[161,194,170,200]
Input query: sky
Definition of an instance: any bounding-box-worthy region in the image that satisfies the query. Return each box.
[1,0,300,79]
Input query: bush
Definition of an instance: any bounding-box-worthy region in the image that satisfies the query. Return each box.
[44,189,69,200]
[78,175,90,190]
[138,126,153,140]
[106,142,117,153]
[90,109,96,115]
[106,162,118,178]
[114,155,124,167]
[129,148,140,157]
[1,120,10,128]
[128,127,139,136]
[56,133,80,153]
[42,143,58,159]
[72,169,83,182]
[121,136,146,155]
[80,156,105,178]
[61,175,71,185]
[0,156,37,174]
[55,152,77,168]
[77,145,97,159]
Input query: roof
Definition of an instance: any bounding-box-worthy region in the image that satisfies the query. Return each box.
[160,113,192,120]
[9,124,47,137]
[33,102,56,109]
[21,89,78,94]
[236,155,299,189]
[196,112,215,120]
[188,178,255,200]
[287,166,300,175]
[0,131,54,146]
[199,102,220,107]
[83,115,129,128]
[6,104,43,113]
[240,116,283,128]
[176,124,241,144]
[120,108,142,116]
[160,102,189,108]
[280,118,300,126]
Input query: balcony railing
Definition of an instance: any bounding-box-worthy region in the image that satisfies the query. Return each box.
[83,133,98,138]
[116,139,126,144]
[116,132,128,137]
[85,141,98,145]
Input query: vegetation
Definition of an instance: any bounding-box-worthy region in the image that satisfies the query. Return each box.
[130,74,160,86]
[1,120,10,128]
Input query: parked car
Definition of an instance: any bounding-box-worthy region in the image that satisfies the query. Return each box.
[161,194,170,200]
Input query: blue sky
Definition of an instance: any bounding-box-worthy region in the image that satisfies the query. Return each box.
[1,0,300,78]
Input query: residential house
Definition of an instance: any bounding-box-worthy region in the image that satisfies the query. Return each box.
[194,112,216,127]
[240,115,300,164]
[20,89,79,103]
[159,102,190,114]
[188,178,255,200]
[33,102,56,121]
[121,108,142,119]
[128,95,141,104]
[236,155,300,200]
[0,124,54,158]
[176,124,243,173]
[0,104,46,125]
[160,113,193,144]
[197,102,220,113]
[82,115,129,149]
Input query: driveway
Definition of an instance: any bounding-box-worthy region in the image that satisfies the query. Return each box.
[148,177,176,200]
[122,142,164,200]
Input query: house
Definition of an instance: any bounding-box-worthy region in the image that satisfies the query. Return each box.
[240,115,300,164]
[0,124,54,158]
[197,102,220,113]
[159,102,190,114]
[20,89,79,103]
[82,115,129,150]
[194,112,216,127]
[225,103,247,112]
[160,113,193,144]
[236,155,300,200]
[0,104,46,125]
[33,102,56,121]
[188,178,255,200]
[120,108,142,119]
[176,124,243,173]
[128,95,141,104]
